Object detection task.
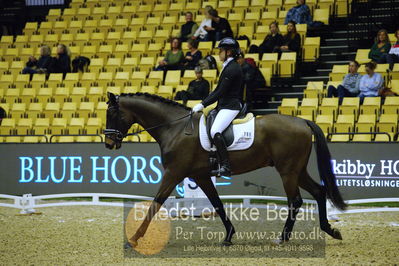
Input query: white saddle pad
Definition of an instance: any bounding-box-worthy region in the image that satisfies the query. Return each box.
[199,114,255,151]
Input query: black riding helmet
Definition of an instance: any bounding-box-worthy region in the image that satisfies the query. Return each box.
[217,37,241,59]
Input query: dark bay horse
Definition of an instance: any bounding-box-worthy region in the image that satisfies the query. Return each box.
[104,92,347,247]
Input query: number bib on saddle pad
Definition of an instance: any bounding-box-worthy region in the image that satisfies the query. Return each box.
[199,112,255,151]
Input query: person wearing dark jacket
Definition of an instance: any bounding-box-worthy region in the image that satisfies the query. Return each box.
[178,12,199,42]
[48,44,71,75]
[182,39,202,70]
[206,9,233,42]
[237,52,266,106]
[175,66,210,102]
[274,21,301,54]
[192,37,243,177]
[249,21,284,57]
[22,45,52,74]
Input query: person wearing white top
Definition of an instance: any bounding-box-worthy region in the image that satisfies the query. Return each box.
[193,6,213,41]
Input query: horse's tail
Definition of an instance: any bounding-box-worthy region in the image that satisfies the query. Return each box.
[305,120,347,210]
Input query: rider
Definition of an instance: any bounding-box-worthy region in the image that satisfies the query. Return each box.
[192,37,244,176]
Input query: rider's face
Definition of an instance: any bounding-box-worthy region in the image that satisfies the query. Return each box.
[219,48,227,61]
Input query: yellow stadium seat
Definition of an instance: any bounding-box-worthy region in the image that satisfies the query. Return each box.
[382,97,399,114]
[107,6,122,19]
[355,49,370,64]
[43,102,60,120]
[76,136,94,143]
[139,57,156,73]
[339,97,360,117]
[330,134,350,142]
[0,35,13,50]
[61,102,78,122]
[377,114,398,135]
[69,117,85,134]
[106,86,121,95]
[29,34,44,47]
[352,134,372,142]
[10,103,26,120]
[97,72,114,88]
[334,114,355,133]
[30,74,46,87]
[70,87,87,102]
[165,70,181,87]
[374,134,392,142]
[0,74,14,90]
[0,61,9,72]
[63,73,80,88]
[131,71,147,87]
[278,52,297,77]
[23,22,38,36]
[0,118,16,135]
[186,100,201,109]
[314,8,329,25]
[50,117,67,135]
[123,86,140,94]
[87,87,104,103]
[259,11,278,29]
[4,88,21,104]
[78,102,95,119]
[356,114,376,133]
[122,6,137,16]
[23,136,47,143]
[27,103,43,121]
[390,79,399,95]
[106,32,122,46]
[92,7,106,20]
[86,117,103,135]
[360,97,381,115]
[131,43,147,58]
[33,118,49,136]
[52,87,69,103]
[259,53,279,74]
[88,58,104,74]
[54,136,75,143]
[198,42,213,55]
[157,85,173,99]
[20,88,36,104]
[121,57,139,73]
[81,72,97,87]
[114,44,129,59]
[114,72,130,87]
[14,35,29,49]
[181,70,196,85]
[140,85,157,94]
[98,45,114,60]
[20,47,35,62]
[298,98,319,120]
[4,136,22,143]
[95,102,107,123]
[81,45,97,59]
[391,64,399,80]
[47,73,63,88]
[278,98,298,116]
[259,68,272,87]
[304,81,324,99]
[146,43,164,57]
[83,20,98,33]
[16,118,32,135]
[130,17,145,31]
[302,37,320,62]
[147,71,164,86]
[14,74,30,87]
[315,115,334,134]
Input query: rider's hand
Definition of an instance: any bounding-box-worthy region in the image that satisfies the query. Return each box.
[192,103,204,113]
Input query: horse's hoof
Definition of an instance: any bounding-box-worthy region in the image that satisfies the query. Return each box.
[124,242,132,250]
[332,228,343,240]
[221,240,233,246]
[271,239,285,245]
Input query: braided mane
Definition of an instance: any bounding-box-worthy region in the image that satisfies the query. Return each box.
[120,92,191,111]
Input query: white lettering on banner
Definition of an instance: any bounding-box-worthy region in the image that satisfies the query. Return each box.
[331,160,375,178]
[19,156,163,184]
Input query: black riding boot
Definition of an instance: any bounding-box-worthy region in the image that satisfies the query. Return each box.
[211,133,231,177]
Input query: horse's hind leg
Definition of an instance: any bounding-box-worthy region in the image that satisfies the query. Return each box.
[194,176,236,246]
[298,170,342,240]
[277,173,303,243]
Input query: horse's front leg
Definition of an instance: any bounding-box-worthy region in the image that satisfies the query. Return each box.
[128,170,182,247]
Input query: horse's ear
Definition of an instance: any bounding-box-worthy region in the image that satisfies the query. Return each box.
[107,92,117,105]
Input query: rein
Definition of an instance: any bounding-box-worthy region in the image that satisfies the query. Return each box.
[104,111,195,142]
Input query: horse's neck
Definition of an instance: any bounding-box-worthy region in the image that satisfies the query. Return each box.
[125,97,188,143]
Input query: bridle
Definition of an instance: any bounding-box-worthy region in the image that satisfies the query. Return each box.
[103,100,195,142]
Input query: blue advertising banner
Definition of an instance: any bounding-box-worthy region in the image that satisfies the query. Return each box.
[0,143,398,199]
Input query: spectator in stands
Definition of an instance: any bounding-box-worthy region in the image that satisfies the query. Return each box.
[369,29,391,63]
[327,61,362,104]
[237,52,266,107]
[48,44,71,75]
[284,0,312,25]
[22,45,52,75]
[248,21,284,57]
[358,61,384,99]
[206,9,233,42]
[193,5,214,41]
[379,29,399,70]
[274,21,301,54]
[174,66,210,103]
[178,12,199,42]
[156,37,184,71]
[182,39,202,70]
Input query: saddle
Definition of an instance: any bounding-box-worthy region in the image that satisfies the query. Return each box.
[205,103,251,146]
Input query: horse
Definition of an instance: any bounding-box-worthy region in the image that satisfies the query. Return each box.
[104,92,347,247]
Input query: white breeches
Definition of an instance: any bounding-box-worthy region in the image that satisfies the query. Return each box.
[210,109,240,138]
